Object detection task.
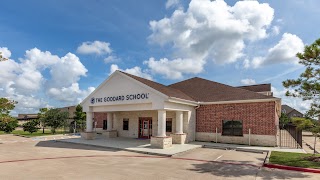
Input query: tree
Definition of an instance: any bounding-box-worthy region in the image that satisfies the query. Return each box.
[279,113,291,127]
[283,38,320,118]
[0,97,18,133]
[44,108,68,134]
[38,108,48,134]
[291,117,314,130]
[0,98,17,115]
[291,117,320,155]
[0,116,18,133]
[0,52,8,62]
[22,119,40,134]
[73,104,86,132]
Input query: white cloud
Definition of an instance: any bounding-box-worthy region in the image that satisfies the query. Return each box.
[47,83,94,103]
[148,0,274,78]
[240,79,256,85]
[49,53,87,88]
[243,59,250,69]
[272,86,311,114]
[0,47,12,58]
[166,0,181,9]
[0,47,93,115]
[250,33,304,68]
[77,41,112,55]
[272,26,280,35]
[109,64,153,80]
[144,57,205,80]
[104,55,120,63]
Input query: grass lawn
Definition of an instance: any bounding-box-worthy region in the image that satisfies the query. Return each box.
[269,151,320,169]
[0,129,68,137]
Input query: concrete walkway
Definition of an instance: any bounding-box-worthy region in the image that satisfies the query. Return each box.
[58,134,306,156]
[58,135,202,156]
[192,141,306,153]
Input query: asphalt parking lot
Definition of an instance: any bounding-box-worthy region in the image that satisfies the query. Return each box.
[0,134,319,180]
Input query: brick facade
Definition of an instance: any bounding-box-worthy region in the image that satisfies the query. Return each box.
[94,112,108,129]
[196,101,276,135]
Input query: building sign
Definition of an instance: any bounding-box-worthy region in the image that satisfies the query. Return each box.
[91,93,150,104]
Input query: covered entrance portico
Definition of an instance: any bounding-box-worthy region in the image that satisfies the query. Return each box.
[80,71,197,149]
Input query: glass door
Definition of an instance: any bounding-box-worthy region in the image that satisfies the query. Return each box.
[139,117,152,138]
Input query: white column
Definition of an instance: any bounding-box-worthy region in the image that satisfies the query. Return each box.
[107,113,113,131]
[157,110,166,137]
[86,112,93,132]
[113,113,116,130]
[176,111,183,134]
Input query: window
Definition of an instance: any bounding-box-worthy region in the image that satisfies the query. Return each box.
[123,118,129,130]
[166,118,172,132]
[222,120,243,136]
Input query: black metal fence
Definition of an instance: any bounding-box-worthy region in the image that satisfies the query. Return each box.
[279,124,302,148]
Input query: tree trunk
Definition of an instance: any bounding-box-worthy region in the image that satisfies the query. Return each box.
[42,127,44,134]
[314,134,317,154]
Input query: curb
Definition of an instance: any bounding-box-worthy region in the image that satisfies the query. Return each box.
[203,144,266,154]
[263,163,320,174]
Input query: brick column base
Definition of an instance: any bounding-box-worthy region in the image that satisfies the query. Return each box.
[102,130,118,138]
[81,132,96,140]
[170,133,187,144]
[151,136,172,149]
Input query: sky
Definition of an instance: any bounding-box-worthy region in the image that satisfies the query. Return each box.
[0,0,319,115]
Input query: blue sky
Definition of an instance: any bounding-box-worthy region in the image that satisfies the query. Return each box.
[0,0,319,115]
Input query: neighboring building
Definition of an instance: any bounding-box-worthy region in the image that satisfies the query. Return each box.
[281,105,303,118]
[81,70,281,148]
[58,106,76,119]
[58,106,77,129]
[16,114,38,126]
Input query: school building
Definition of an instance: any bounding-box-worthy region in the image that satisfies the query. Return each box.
[81,70,281,149]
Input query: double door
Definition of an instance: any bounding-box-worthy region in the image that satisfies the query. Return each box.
[138,117,152,139]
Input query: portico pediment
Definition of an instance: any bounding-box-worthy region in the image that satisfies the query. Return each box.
[81,71,168,111]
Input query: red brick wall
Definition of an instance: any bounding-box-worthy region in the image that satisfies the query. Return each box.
[94,112,108,128]
[196,102,276,135]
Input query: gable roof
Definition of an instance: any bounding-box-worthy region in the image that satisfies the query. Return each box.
[237,84,271,92]
[281,105,302,115]
[168,77,276,102]
[120,71,195,101]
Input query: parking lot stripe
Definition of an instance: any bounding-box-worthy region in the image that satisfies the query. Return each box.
[214,155,223,161]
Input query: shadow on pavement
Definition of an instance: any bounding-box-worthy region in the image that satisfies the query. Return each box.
[35,141,119,152]
[189,161,311,179]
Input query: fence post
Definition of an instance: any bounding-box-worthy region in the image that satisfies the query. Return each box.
[279,128,282,148]
[249,128,251,146]
[215,127,218,143]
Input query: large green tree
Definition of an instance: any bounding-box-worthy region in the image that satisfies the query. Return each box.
[283,38,320,118]
[73,104,86,132]
[0,98,18,133]
[44,108,68,134]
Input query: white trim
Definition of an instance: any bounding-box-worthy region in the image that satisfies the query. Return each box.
[117,71,168,99]
[81,70,168,105]
[167,97,198,106]
[200,98,280,105]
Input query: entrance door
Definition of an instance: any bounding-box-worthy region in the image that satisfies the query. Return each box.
[103,120,107,130]
[139,117,152,138]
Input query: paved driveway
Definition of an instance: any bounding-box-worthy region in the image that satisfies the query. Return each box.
[0,134,319,180]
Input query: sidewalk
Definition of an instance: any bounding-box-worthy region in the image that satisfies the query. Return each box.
[302,131,320,154]
[192,141,306,153]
